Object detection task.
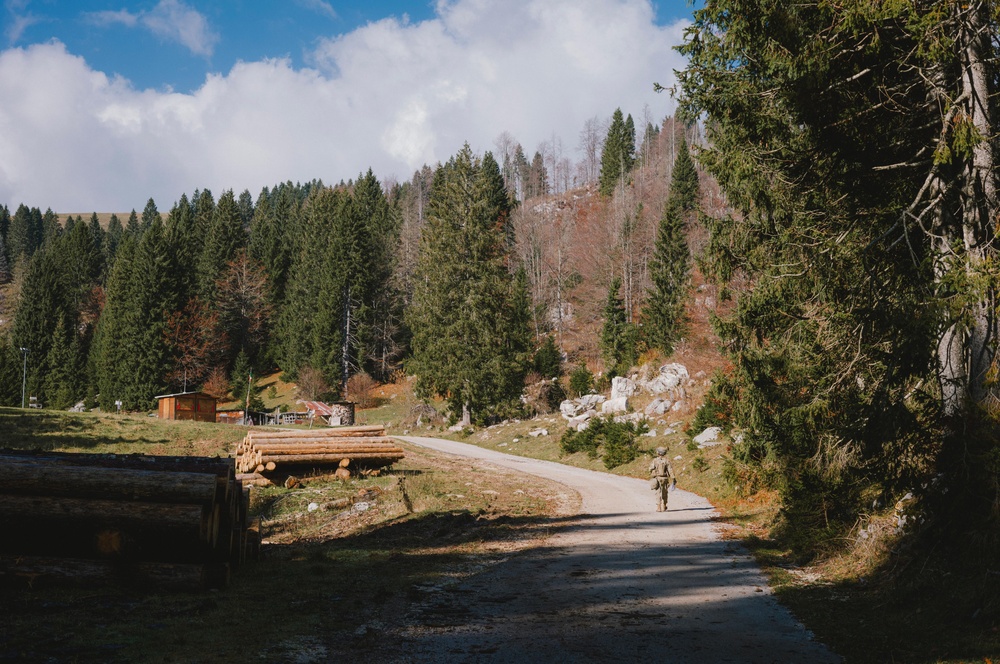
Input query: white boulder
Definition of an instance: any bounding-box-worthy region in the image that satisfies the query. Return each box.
[560,400,580,418]
[578,394,606,409]
[645,399,672,416]
[694,426,723,447]
[601,396,629,414]
[611,376,639,400]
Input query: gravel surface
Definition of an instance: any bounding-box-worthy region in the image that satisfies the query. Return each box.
[387,435,841,663]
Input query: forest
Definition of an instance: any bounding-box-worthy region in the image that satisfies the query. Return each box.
[0,107,697,422]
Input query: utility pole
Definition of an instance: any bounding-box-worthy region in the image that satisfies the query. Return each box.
[19,347,29,408]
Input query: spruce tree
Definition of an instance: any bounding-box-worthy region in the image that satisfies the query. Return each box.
[598,110,624,196]
[166,193,198,295]
[533,334,562,379]
[94,220,177,410]
[87,213,105,280]
[0,233,10,284]
[8,204,35,266]
[141,198,161,234]
[41,209,59,248]
[43,317,81,409]
[408,146,530,424]
[125,210,140,236]
[0,337,21,406]
[677,0,1000,525]
[197,189,246,302]
[12,249,74,402]
[0,205,9,252]
[643,136,698,355]
[104,214,124,271]
[600,277,637,378]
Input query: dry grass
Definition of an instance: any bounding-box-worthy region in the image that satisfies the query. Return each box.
[0,407,570,663]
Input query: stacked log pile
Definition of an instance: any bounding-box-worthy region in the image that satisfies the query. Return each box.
[0,450,258,590]
[236,425,404,476]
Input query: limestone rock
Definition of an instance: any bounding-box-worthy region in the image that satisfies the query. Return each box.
[578,394,606,410]
[694,426,723,447]
[611,376,638,400]
[601,396,629,415]
[645,398,672,416]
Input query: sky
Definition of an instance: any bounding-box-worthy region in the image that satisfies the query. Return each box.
[0,0,695,213]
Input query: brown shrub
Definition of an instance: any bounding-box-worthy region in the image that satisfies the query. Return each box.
[201,367,231,401]
[296,367,331,401]
[346,372,379,409]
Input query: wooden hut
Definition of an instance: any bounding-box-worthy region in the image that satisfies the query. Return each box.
[155,392,217,423]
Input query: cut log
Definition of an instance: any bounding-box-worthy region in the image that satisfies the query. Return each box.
[258,452,404,465]
[0,460,219,505]
[248,445,402,455]
[246,425,384,439]
[246,437,396,446]
[0,494,210,540]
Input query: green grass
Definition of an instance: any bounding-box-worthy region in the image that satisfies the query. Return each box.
[0,407,245,456]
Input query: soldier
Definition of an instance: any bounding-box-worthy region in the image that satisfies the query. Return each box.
[649,447,675,512]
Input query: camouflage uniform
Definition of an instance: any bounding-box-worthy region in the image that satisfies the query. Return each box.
[649,448,674,512]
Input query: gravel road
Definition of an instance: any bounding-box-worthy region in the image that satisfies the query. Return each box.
[388,435,841,663]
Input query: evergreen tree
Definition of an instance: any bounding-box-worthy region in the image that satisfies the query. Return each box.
[249,183,298,308]
[527,151,549,199]
[43,317,81,409]
[237,189,254,230]
[0,337,21,406]
[533,334,563,379]
[166,193,198,295]
[41,209,59,248]
[87,213,105,280]
[643,136,698,355]
[408,146,530,424]
[7,204,35,266]
[125,209,140,236]
[600,277,637,377]
[94,220,177,410]
[104,214,124,271]
[677,0,1000,525]
[0,205,9,253]
[0,234,10,284]
[141,198,161,234]
[197,189,245,301]
[12,249,74,402]
[598,109,636,196]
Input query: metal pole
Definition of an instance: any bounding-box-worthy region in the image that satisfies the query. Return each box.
[19,348,28,409]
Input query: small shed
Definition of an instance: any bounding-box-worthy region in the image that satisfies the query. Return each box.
[298,400,355,426]
[155,392,217,423]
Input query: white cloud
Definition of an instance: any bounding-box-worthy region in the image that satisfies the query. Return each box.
[142,0,218,57]
[296,0,337,20]
[4,0,39,44]
[84,10,140,29]
[0,0,688,212]
[85,1,218,57]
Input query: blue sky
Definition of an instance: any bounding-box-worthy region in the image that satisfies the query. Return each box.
[1,1,696,211]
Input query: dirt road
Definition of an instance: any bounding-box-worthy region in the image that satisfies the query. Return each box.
[389,435,840,663]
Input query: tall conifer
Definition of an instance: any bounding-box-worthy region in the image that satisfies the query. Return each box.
[643,136,698,355]
[408,146,530,424]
